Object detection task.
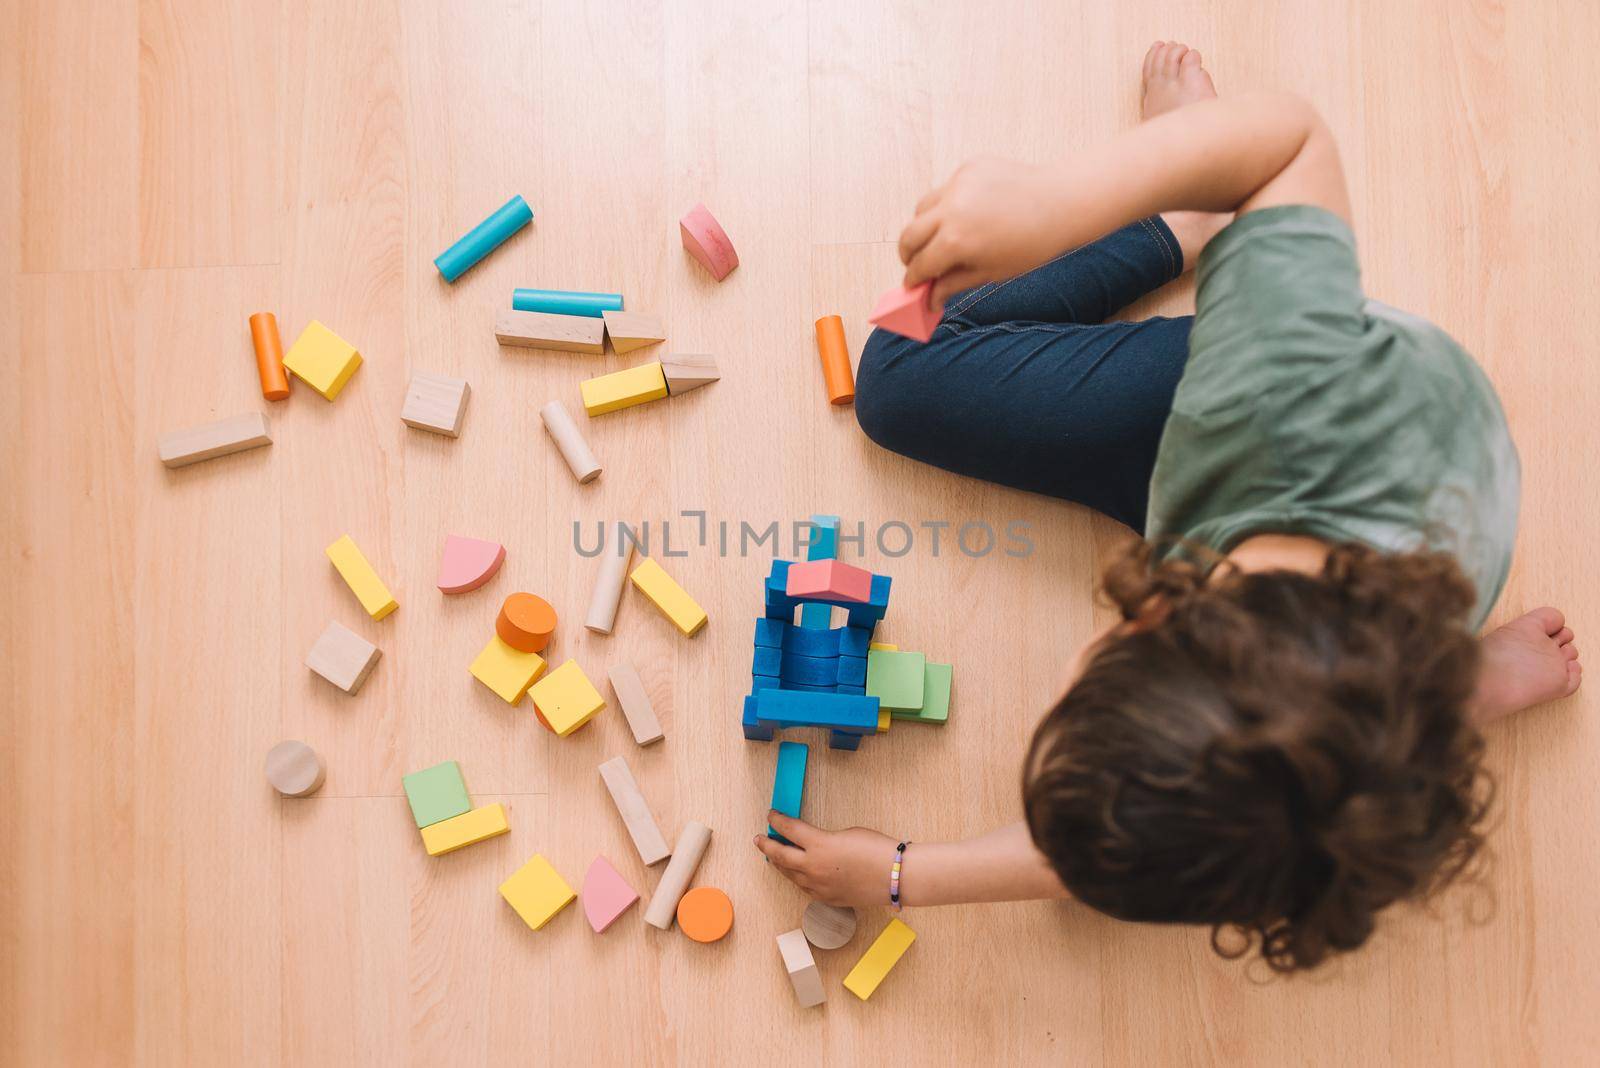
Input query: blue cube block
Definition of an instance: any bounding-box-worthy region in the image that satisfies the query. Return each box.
[742,695,774,741]
[828,729,863,751]
[754,618,787,648]
[836,655,867,686]
[806,515,840,561]
[752,673,781,691]
[768,741,809,842]
[753,646,782,677]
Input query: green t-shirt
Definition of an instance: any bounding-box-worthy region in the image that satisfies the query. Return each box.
[1145,205,1519,629]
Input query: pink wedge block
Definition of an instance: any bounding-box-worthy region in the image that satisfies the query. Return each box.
[582,855,640,933]
[679,203,739,281]
[436,535,506,594]
[868,281,943,343]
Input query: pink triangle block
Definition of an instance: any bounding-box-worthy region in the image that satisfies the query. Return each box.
[436,535,506,594]
[581,855,640,933]
[679,202,739,281]
[868,281,943,343]
[785,558,872,603]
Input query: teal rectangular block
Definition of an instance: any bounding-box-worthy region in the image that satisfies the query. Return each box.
[806,515,841,561]
[768,741,808,842]
[434,195,533,282]
[512,287,623,317]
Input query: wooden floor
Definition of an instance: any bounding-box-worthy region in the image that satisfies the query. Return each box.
[4,1,1597,1064]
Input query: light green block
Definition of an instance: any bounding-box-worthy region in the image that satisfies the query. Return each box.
[866,649,926,711]
[402,760,471,829]
[893,662,951,723]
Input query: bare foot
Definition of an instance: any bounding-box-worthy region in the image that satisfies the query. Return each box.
[1140,42,1228,269]
[1472,607,1582,723]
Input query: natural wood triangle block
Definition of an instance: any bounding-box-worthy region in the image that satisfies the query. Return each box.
[601,309,665,354]
[660,354,720,396]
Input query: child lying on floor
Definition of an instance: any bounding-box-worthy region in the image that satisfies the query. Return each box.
[752,42,1580,972]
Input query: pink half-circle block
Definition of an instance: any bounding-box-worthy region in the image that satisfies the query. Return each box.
[679,203,739,281]
[582,855,640,933]
[436,535,506,594]
[869,281,943,343]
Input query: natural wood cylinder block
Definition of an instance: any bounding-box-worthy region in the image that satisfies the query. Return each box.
[802,900,857,950]
[539,400,602,483]
[496,592,557,653]
[584,535,635,634]
[643,820,711,929]
[265,740,326,797]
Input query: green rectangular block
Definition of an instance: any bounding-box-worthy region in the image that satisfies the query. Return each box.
[893,661,951,723]
[403,760,472,829]
[865,649,925,711]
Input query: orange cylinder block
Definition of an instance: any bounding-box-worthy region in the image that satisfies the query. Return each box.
[814,314,854,405]
[249,312,291,401]
[497,592,558,653]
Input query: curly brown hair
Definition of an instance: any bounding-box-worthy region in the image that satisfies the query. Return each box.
[1022,539,1492,973]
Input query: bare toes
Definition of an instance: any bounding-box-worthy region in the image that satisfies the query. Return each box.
[1564,642,1580,661]
[1567,662,1583,696]
[1143,42,1161,81]
[1530,606,1566,635]
[1181,48,1203,69]
[1165,44,1188,76]
[1555,626,1575,646]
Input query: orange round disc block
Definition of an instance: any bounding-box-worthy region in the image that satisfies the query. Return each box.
[676,886,734,943]
[496,592,557,653]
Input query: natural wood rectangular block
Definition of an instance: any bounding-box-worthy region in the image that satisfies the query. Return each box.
[158,411,272,468]
[495,308,605,354]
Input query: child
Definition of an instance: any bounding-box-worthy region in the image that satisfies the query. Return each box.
[752,43,1581,972]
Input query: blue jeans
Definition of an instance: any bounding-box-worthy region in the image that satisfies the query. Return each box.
[856,217,1191,531]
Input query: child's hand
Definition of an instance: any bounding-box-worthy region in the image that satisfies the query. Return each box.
[753,812,900,908]
[899,157,1068,307]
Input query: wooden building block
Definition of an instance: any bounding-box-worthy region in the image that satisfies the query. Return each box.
[842,918,916,1000]
[814,314,855,405]
[629,557,707,637]
[768,741,808,843]
[264,740,325,797]
[401,372,470,437]
[778,928,825,1007]
[868,282,943,344]
[753,688,879,736]
[643,820,712,929]
[786,558,872,603]
[158,411,272,468]
[249,311,290,400]
[528,659,604,736]
[601,309,665,354]
[496,592,557,653]
[676,886,734,943]
[869,642,898,651]
[581,855,639,933]
[282,319,363,399]
[494,308,605,353]
[305,620,381,694]
[513,287,623,318]
[499,854,576,931]
[607,662,664,745]
[598,756,671,865]
[434,194,533,282]
[401,760,471,829]
[877,709,891,733]
[325,535,398,620]
[679,202,739,280]
[539,400,602,483]
[469,635,546,704]
[436,535,505,594]
[802,901,857,950]
[421,803,510,856]
[660,354,720,396]
[584,535,635,634]
[894,661,952,724]
[580,361,668,416]
[865,649,926,711]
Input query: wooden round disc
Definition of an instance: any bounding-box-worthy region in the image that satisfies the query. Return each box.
[496,592,557,653]
[676,886,734,943]
[802,901,856,950]
[265,740,325,797]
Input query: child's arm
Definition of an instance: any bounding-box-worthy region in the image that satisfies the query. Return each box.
[754,814,1070,908]
[901,91,1351,306]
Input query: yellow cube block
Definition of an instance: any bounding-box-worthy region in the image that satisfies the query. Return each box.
[527,659,605,736]
[421,803,510,856]
[283,320,363,400]
[499,854,576,931]
[325,534,397,620]
[843,918,916,1000]
[579,361,668,416]
[629,557,707,637]
[470,635,546,704]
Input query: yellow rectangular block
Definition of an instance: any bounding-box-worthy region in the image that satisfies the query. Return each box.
[869,642,898,651]
[470,635,547,704]
[421,803,510,856]
[283,320,363,400]
[629,557,707,637]
[877,709,891,733]
[579,361,668,416]
[843,918,915,1000]
[325,534,398,620]
[499,854,576,931]
[527,659,605,736]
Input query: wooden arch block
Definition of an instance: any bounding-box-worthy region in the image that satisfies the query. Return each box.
[436,535,506,594]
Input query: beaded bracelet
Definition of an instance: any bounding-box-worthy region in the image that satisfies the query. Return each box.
[889,841,910,910]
